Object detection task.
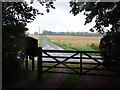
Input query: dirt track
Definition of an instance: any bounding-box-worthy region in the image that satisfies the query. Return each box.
[5,67,120,88]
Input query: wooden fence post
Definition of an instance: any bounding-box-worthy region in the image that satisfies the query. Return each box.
[80,53,82,74]
[32,56,34,71]
[37,47,42,80]
[26,54,28,70]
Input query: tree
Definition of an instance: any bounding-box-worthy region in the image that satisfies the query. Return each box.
[34,32,39,35]
[69,1,120,34]
[2,0,57,81]
[30,0,55,13]
[99,31,120,65]
[2,1,41,81]
[69,1,120,65]
[2,0,57,83]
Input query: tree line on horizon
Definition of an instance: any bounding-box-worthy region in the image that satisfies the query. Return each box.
[41,30,103,37]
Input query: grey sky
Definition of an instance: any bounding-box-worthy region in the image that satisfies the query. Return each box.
[26,0,96,34]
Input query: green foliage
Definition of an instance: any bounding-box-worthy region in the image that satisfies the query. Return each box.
[2,1,39,56]
[2,2,40,26]
[2,2,40,81]
[87,43,100,51]
[2,0,55,83]
[69,1,120,34]
[69,1,120,64]
[30,0,56,13]
[100,32,120,63]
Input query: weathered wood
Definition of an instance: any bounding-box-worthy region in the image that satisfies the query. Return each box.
[25,55,28,70]
[80,53,82,73]
[82,67,108,71]
[42,51,61,63]
[37,49,111,76]
[81,63,102,74]
[32,56,34,71]
[43,71,79,75]
[83,52,102,64]
[43,50,105,53]
[61,52,79,62]
[43,66,108,71]
[42,61,99,65]
[42,51,80,74]
[37,47,42,79]
[43,63,60,72]
[42,56,103,59]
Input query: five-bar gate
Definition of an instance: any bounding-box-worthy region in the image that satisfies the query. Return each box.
[37,47,116,77]
[36,47,118,80]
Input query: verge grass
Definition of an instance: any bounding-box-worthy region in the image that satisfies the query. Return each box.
[51,41,100,56]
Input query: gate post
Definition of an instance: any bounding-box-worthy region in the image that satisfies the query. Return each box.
[80,53,82,74]
[32,56,34,71]
[37,47,42,80]
[25,54,28,70]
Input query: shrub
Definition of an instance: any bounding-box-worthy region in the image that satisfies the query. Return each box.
[99,32,120,64]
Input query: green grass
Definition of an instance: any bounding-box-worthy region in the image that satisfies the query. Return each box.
[38,35,44,47]
[51,41,100,56]
[87,43,100,50]
[38,40,43,47]
[51,41,98,51]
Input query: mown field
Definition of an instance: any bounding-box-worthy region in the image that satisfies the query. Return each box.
[47,35,102,46]
[28,34,102,47]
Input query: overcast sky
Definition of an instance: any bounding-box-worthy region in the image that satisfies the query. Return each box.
[26,0,96,34]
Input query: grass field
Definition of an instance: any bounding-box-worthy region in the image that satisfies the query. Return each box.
[47,35,102,46]
[46,35,102,55]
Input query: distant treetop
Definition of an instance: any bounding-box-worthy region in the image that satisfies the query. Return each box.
[42,30,103,37]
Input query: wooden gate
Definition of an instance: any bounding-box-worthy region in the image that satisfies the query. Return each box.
[37,47,116,78]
